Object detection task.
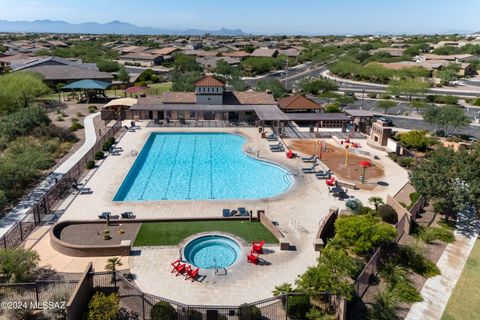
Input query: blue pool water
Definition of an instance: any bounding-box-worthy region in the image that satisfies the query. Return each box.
[113,132,292,201]
[183,235,241,269]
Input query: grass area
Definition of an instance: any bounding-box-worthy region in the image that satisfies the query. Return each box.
[147,82,172,95]
[134,221,277,246]
[441,239,480,320]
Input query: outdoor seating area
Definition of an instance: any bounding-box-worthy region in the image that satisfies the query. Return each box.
[247,240,266,265]
[223,207,251,217]
[171,259,200,282]
[98,211,136,220]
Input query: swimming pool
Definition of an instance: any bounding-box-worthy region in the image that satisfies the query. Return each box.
[183,235,241,269]
[113,132,292,201]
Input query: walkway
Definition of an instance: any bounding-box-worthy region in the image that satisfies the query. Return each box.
[405,209,480,320]
[0,112,100,237]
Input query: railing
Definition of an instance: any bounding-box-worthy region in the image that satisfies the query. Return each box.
[87,271,341,320]
[0,121,123,250]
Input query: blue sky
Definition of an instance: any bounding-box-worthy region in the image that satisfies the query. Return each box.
[0,0,479,34]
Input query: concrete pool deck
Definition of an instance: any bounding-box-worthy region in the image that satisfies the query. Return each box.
[30,121,409,304]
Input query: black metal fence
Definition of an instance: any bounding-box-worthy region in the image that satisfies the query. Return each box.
[0,121,123,250]
[88,271,341,320]
[0,280,79,306]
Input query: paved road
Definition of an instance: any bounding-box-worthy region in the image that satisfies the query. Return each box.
[244,63,328,90]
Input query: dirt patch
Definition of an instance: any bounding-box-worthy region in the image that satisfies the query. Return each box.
[288,140,384,188]
[58,222,141,246]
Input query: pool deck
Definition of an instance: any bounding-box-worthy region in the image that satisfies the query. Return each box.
[29,121,409,305]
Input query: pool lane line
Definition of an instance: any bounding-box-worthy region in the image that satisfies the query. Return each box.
[138,136,167,200]
[209,137,214,199]
[162,136,182,200]
[186,137,197,200]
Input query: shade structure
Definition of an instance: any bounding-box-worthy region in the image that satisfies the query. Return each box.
[359,160,371,168]
[124,86,149,94]
[62,79,112,90]
[104,98,138,109]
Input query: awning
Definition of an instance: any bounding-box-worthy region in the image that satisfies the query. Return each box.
[104,98,138,108]
[62,79,112,90]
[284,113,352,122]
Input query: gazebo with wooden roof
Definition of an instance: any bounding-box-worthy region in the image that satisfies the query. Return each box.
[277,95,323,113]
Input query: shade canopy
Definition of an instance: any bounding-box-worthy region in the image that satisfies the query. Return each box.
[62,79,112,90]
[104,98,138,108]
[359,160,372,168]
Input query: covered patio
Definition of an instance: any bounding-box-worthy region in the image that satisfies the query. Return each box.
[61,79,112,103]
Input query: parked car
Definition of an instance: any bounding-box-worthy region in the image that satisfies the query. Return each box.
[377,117,394,126]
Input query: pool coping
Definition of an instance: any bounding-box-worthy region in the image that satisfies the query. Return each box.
[111,130,300,204]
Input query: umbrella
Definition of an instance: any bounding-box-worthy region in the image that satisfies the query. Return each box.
[359,160,371,184]
[124,86,149,94]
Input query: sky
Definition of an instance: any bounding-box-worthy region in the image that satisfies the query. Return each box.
[0,0,479,35]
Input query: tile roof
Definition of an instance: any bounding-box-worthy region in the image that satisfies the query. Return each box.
[251,48,279,57]
[22,65,113,81]
[277,95,323,110]
[223,91,275,105]
[162,92,197,104]
[148,47,179,56]
[222,51,251,58]
[194,76,225,87]
[120,52,163,60]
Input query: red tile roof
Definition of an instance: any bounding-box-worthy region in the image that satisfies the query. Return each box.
[277,95,323,110]
[194,76,225,87]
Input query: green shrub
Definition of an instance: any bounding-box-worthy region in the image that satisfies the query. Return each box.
[287,295,311,319]
[88,105,98,113]
[76,112,84,117]
[0,248,39,282]
[434,95,459,105]
[377,204,398,224]
[5,296,35,320]
[151,301,176,320]
[69,121,84,132]
[306,307,336,320]
[398,245,440,277]
[56,115,64,121]
[87,292,119,320]
[86,160,95,170]
[409,192,420,207]
[346,199,363,213]
[237,304,262,320]
[186,309,202,320]
[94,151,105,160]
[102,141,111,151]
[334,215,396,254]
[107,137,116,145]
[398,157,414,168]
[419,227,455,244]
[472,98,480,106]
[391,280,423,303]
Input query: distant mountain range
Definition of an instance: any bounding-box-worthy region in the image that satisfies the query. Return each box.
[0,19,247,36]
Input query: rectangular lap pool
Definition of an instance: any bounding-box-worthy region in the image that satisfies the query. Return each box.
[113,132,292,201]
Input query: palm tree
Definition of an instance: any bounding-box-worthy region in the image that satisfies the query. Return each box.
[105,257,123,283]
[369,196,385,211]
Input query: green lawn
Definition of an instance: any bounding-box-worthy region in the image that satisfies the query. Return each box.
[134,221,277,246]
[146,82,172,95]
[441,239,480,320]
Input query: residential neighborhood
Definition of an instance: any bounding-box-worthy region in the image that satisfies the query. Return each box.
[0,1,479,320]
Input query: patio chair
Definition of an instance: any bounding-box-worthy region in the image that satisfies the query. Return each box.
[269,142,282,148]
[238,207,249,217]
[302,164,318,174]
[267,133,277,141]
[251,240,265,253]
[121,212,136,219]
[247,251,260,265]
[171,260,186,276]
[223,209,232,217]
[302,155,316,162]
[185,265,200,282]
[326,177,336,187]
[98,212,111,219]
[271,146,285,152]
[73,184,92,194]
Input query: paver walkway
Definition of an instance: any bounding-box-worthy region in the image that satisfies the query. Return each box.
[0,113,99,237]
[405,208,480,320]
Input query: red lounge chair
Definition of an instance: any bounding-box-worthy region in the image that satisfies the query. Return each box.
[185,265,200,282]
[251,240,265,253]
[326,177,336,186]
[247,251,259,265]
[171,259,186,276]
